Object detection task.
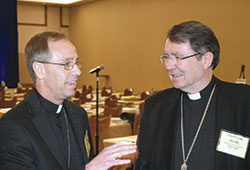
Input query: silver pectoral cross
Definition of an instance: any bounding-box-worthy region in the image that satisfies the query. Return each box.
[181,163,187,170]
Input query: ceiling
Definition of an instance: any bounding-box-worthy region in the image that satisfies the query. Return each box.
[17,0,99,6]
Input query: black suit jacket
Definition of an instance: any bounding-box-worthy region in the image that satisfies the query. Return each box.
[135,78,250,170]
[0,89,94,170]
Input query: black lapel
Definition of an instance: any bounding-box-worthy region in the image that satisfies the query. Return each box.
[26,90,66,169]
[214,81,234,170]
[63,101,88,163]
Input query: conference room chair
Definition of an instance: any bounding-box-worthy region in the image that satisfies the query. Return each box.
[82,85,93,95]
[17,87,30,93]
[74,91,81,98]
[88,115,111,153]
[79,93,93,104]
[0,86,4,100]
[101,87,112,97]
[123,88,134,96]
[140,91,151,100]
[104,105,122,117]
[0,97,17,108]
[0,86,4,91]
[104,95,119,107]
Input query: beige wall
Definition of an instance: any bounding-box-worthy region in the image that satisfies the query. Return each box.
[18,0,250,92]
[18,3,69,83]
[69,0,250,92]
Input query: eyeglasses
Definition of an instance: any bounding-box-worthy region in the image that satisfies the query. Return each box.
[160,53,201,64]
[37,60,82,70]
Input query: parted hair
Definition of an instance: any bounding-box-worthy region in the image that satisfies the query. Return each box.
[24,31,66,83]
[167,21,220,69]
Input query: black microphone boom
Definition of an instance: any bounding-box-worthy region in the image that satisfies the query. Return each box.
[89,65,104,74]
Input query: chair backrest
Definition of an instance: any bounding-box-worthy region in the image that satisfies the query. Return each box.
[0,86,5,99]
[74,91,81,98]
[140,91,151,100]
[0,97,17,108]
[17,87,29,93]
[0,86,4,92]
[124,88,134,96]
[104,95,118,107]
[103,105,122,117]
[80,93,92,104]
[82,85,93,95]
[88,115,111,153]
[101,87,112,97]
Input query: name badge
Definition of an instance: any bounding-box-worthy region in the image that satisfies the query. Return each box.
[216,129,249,159]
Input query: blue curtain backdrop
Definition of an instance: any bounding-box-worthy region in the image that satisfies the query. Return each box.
[0,0,19,88]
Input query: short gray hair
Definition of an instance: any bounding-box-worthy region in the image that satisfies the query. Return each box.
[24,31,66,83]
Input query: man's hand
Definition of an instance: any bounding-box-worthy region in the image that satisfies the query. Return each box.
[85,143,137,170]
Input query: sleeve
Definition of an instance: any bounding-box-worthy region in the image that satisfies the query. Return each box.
[0,120,36,170]
[134,99,150,170]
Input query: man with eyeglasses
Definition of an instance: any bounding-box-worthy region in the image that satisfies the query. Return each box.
[135,21,250,170]
[0,32,137,170]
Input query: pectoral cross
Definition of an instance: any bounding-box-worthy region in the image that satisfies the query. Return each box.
[181,163,187,170]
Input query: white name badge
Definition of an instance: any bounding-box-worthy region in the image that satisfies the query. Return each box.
[236,78,246,84]
[216,129,249,159]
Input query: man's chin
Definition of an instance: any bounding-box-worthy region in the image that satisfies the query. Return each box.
[65,90,76,98]
[173,83,184,90]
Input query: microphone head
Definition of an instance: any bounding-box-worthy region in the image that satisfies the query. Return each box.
[89,65,105,74]
[100,65,104,70]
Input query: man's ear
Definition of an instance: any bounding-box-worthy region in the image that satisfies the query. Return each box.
[202,52,213,69]
[32,62,45,80]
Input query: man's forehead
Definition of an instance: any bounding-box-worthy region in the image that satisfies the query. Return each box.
[164,40,192,53]
[48,39,72,48]
[50,51,78,61]
[48,39,78,62]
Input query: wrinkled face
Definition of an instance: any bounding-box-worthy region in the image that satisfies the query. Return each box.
[39,39,81,104]
[164,39,209,93]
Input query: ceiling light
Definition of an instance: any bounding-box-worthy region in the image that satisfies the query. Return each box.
[18,0,84,5]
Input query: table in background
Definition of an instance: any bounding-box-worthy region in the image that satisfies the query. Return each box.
[103,135,137,147]
[102,118,133,139]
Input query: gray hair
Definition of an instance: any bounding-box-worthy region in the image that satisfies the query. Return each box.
[167,21,220,69]
[24,31,66,83]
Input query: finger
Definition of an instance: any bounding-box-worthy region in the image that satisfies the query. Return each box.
[106,142,136,149]
[107,143,137,152]
[109,158,131,166]
[111,147,137,156]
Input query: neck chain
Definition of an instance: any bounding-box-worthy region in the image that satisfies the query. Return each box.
[180,84,216,170]
[62,108,71,169]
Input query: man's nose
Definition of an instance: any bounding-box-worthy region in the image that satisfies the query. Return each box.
[165,58,176,71]
[72,64,81,76]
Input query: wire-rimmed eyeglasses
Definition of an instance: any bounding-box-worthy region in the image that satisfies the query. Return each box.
[37,60,82,70]
[160,53,201,64]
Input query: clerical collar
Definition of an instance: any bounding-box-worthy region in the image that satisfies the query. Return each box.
[186,76,216,101]
[56,105,63,113]
[34,88,64,114]
[187,92,201,100]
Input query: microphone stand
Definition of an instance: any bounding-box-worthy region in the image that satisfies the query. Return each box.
[95,70,100,155]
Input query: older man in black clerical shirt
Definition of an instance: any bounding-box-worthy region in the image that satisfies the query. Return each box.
[134,21,250,170]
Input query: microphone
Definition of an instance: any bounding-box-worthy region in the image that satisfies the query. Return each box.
[89,65,104,74]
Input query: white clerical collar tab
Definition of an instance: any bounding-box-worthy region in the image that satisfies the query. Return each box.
[187,92,201,100]
[56,105,63,113]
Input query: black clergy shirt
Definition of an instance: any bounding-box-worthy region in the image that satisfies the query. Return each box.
[173,77,216,170]
[34,88,84,169]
